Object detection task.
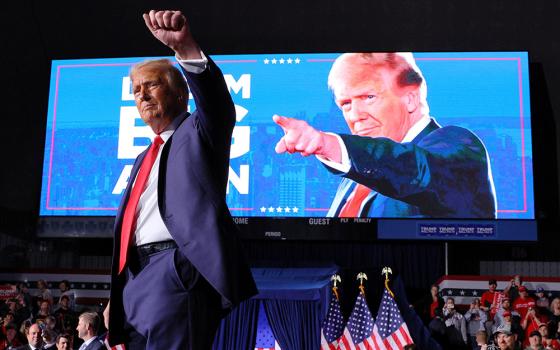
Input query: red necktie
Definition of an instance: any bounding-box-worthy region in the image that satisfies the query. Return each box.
[118,136,164,274]
[338,184,372,217]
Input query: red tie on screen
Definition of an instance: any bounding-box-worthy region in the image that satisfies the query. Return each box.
[118,135,164,274]
[338,184,372,217]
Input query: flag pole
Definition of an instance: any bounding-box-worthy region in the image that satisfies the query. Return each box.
[331,274,341,301]
[382,266,395,298]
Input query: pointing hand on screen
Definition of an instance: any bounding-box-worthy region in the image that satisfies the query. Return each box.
[143,10,202,60]
[273,114,341,162]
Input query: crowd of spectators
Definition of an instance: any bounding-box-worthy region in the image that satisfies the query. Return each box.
[0,280,105,350]
[419,275,560,350]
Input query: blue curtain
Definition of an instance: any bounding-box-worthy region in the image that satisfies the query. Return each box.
[213,299,260,350]
[263,299,321,350]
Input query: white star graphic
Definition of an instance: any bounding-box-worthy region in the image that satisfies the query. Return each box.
[294,58,301,64]
[279,58,285,64]
[271,58,277,64]
[292,207,299,213]
[264,58,269,64]
[276,207,283,212]
[268,206,275,213]
[284,207,291,213]
[260,206,267,212]
[460,290,465,296]
[287,58,293,64]
[472,291,478,296]
[447,290,453,295]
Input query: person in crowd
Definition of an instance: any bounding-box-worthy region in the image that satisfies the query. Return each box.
[54,333,71,350]
[522,302,549,347]
[33,301,50,325]
[0,323,23,350]
[474,329,489,350]
[500,311,526,345]
[41,329,56,349]
[430,285,445,318]
[525,330,545,350]
[3,300,27,331]
[52,297,75,335]
[55,283,74,313]
[75,312,103,350]
[548,298,560,339]
[1,313,15,335]
[15,323,43,350]
[35,281,53,307]
[495,298,521,331]
[515,286,537,321]
[505,275,525,304]
[444,297,468,347]
[16,284,32,315]
[537,323,560,350]
[494,324,522,350]
[482,279,504,321]
[42,318,57,337]
[466,298,489,349]
[429,306,449,347]
[414,284,445,324]
[535,288,550,311]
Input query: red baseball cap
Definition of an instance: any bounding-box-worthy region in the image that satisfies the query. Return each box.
[503,311,512,317]
[519,286,528,292]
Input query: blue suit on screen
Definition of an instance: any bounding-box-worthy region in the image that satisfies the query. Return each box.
[326,119,497,218]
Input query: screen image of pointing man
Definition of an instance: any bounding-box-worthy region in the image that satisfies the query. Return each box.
[273,52,497,219]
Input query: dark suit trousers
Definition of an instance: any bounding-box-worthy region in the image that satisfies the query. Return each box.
[122,247,223,350]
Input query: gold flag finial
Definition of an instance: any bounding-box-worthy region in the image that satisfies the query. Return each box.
[381,266,395,298]
[357,272,368,295]
[331,274,341,300]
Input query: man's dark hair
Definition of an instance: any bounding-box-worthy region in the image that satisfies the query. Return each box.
[56,332,72,344]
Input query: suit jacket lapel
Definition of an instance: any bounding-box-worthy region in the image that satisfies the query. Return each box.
[328,178,354,217]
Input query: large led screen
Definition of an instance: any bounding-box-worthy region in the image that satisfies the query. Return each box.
[40,52,534,225]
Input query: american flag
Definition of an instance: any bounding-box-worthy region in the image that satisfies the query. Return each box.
[338,292,376,350]
[255,303,282,350]
[103,334,125,350]
[321,290,345,349]
[371,289,413,349]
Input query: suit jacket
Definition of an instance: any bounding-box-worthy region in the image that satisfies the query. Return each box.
[15,345,42,350]
[108,57,257,345]
[81,338,104,350]
[326,119,497,218]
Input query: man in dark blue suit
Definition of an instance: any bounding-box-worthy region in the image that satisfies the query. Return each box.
[273,52,497,218]
[104,10,257,349]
